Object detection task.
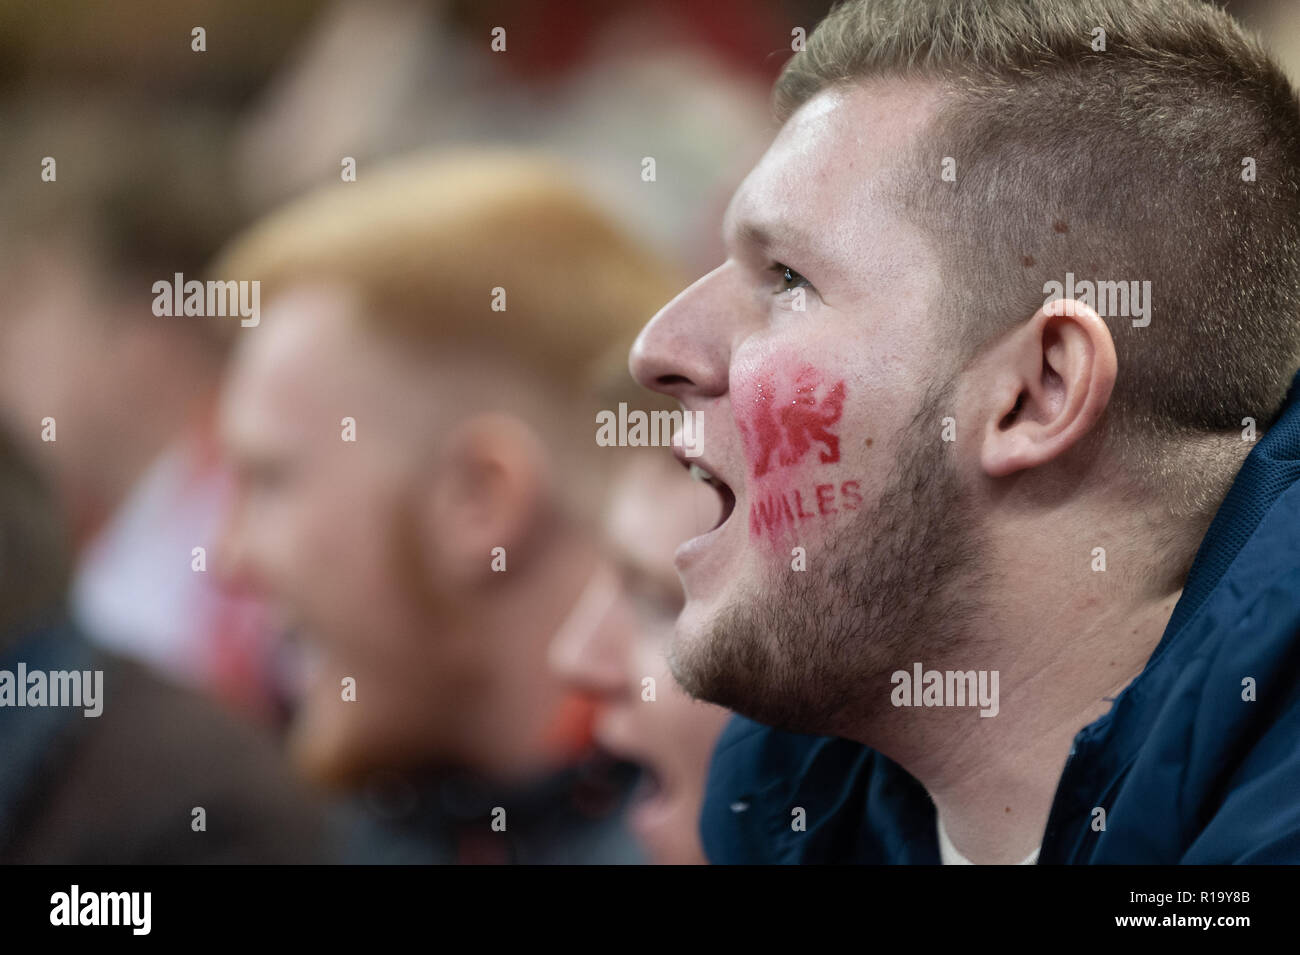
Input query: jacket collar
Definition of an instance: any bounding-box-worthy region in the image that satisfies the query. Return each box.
[1152,367,1300,662]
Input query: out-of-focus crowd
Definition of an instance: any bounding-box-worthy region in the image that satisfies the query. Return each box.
[0,0,790,865]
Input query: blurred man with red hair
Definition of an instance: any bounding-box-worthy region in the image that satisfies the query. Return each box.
[214,152,678,862]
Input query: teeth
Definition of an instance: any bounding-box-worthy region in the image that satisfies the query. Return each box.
[689,463,712,484]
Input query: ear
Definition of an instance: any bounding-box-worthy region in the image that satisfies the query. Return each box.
[420,412,551,583]
[978,298,1117,478]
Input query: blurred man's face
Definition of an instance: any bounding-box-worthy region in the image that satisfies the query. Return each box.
[550,453,729,864]
[218,284,444,781]
[0,248,194,542]
[630,83,983,735]
[0,251,108,447]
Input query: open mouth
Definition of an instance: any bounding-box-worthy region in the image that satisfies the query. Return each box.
[634,764,665,804]
[592,727,671,810]
[687,462,736,530]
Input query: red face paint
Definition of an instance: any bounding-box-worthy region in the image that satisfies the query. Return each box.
[740,365,846,479]
[748,479,862,539]
[736,362,852,542]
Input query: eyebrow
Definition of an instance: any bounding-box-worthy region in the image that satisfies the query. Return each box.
[735,220,774,252]
[728,215,820,263]
[615,550,680,606]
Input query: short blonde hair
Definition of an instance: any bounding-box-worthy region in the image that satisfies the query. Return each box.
[212,151,680,521]
[212,150,679,384]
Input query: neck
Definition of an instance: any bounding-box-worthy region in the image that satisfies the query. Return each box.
[855,509,1188,864]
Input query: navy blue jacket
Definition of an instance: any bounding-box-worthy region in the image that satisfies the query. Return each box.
[701,369,1300,864]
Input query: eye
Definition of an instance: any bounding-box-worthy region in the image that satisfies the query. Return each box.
[627,576,684,624]
[770,262,811,294]
[241,459,292,494]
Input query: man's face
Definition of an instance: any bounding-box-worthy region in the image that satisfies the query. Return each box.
[0,249,170,542]
[630,83,984,736]
[217,284,442,780]
[550,452,730,864]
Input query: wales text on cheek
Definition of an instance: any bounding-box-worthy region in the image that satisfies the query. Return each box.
[749,480,862,539]
[736,362,853,541]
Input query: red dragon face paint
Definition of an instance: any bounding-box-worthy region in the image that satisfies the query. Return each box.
[736,362,859,543]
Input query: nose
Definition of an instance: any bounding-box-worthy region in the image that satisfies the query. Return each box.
[629,265,735,402]
[548,562,634,697]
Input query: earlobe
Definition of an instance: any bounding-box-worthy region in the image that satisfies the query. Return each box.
[979,299,1117,479]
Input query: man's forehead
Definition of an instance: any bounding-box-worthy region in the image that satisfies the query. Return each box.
[221,287,370,442]
[724,81,942,246]
[223,283,456,464]
[252,284,363,369]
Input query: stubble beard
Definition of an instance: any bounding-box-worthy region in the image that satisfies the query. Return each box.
[668,380,990,738]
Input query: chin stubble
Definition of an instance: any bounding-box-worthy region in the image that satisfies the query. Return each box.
[669,380,990,737]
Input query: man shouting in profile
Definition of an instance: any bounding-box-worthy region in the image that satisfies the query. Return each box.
[215,152,677,863]
[631,0,1300,864]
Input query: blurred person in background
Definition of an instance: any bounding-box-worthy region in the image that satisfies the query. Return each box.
[0,424,334,863]
[230,0,780,276]
[213,151,680,863]
[0,104,283,720]
[550,357,731,864]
